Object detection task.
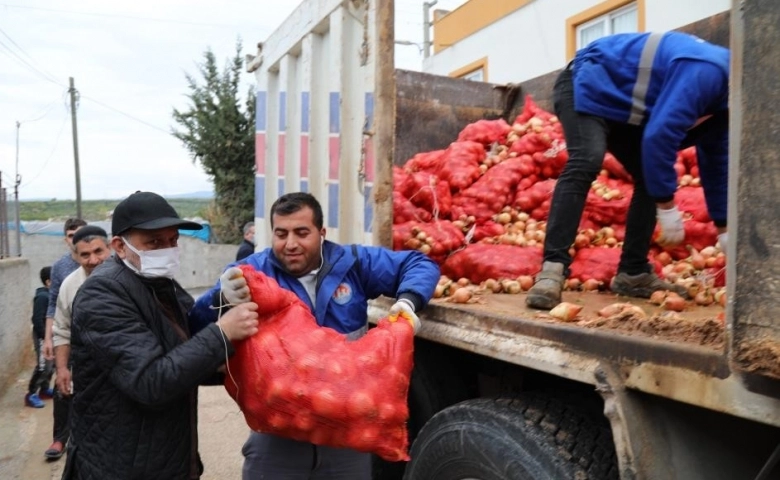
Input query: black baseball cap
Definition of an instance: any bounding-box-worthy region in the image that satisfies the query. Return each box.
[112,191,203,236]
[72,225,108,245]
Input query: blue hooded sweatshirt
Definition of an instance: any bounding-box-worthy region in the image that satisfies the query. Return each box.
[572,32,729,225]
[189,241,440,336]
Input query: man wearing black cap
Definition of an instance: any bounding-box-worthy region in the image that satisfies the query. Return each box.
[45,226,112,461]
[66,191,260,480]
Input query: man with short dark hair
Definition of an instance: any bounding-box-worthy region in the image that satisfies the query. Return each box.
[25,266,53,409]
[66,191,259,479]
[191,191,440,480]
[236,221,255,261]
[42,217,86,460]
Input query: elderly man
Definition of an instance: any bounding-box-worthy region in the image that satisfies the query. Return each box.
[65,191,259,480]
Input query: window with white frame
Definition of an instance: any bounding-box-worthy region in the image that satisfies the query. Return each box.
[461,69,484,82]
[576,3,638,50]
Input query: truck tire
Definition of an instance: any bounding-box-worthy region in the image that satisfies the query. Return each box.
[403,395,619,480]
[373,341,470,480]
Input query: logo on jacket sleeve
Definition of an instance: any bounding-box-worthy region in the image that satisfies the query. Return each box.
[332,283,353,305]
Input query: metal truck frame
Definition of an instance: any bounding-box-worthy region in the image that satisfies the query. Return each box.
[249,1,780,478]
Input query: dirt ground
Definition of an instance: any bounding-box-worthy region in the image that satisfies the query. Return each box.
[0,360,249,480]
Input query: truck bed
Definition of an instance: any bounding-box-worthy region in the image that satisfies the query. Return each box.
[369,292,780,428]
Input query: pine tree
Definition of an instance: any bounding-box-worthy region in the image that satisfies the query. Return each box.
[172,41,255,243]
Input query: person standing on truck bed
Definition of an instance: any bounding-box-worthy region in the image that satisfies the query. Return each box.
[189,191,440,480]
[527,31,729,310]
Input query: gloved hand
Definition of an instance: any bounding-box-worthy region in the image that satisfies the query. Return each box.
[220,267,251,305]
[718,232,728,252]
[656,206,685,246]
[388,298,421,334]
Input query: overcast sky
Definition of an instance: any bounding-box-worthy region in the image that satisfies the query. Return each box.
[0,0,466,201]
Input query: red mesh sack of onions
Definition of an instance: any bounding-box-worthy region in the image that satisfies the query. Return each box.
[224,265,415,462]
[442,244,543,284]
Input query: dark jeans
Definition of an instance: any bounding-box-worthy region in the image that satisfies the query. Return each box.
[242,432,371,480]
[53,375,71,444]
[28,335,54,394]
[545,69,658,275]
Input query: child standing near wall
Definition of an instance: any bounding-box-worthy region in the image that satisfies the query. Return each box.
[25,266,54,408]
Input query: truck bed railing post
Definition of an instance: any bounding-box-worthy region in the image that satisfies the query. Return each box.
[728,0,780,393]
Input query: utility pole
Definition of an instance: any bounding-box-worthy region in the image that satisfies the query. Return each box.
[14,121,21,256]
[68,77,82,219]
[423,1,438,58]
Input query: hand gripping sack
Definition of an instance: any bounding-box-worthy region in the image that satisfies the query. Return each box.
[223,265,415,462]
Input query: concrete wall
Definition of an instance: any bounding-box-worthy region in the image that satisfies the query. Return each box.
[18,235,238,294]
[0,258,32,392]
[423,0,730,84]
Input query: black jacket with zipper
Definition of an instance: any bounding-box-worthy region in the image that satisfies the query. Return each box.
[66,256,234,480]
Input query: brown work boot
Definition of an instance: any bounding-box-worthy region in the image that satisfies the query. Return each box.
[610,272,689,299]
[526,262,565,310]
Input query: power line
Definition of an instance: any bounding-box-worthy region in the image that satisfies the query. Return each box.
[19,111,69,189]
[79,94,170,134]
[0,37,63,86]
[0,3,251,28]
[0,26,59,81]
[18,100,60,124]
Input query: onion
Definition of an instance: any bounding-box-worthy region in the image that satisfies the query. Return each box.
[582,279,601,291]
[450,287,473,303]
[663,293,686,312]
[457,277,470,287]
[700,246,717,259]
[404,237,422,249]
[656,251,672,266]
[649,290,667,305]
[566,278,582,291]
[714,289,726,307]
[496,212,512,224]
[689,251,706,271]
[549,302,583,322]
[574,234,590,249]
[502,280,522,294]
[419,244,431,255]
[694,290,714,306]
[517,275,534,291]
[517,212,530,222]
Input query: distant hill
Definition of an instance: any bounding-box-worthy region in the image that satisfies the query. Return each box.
[166,191,214,199]
[18,198,212,221]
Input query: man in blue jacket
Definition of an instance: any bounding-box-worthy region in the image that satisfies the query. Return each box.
[527,32,729,310]
[190,191,440,479]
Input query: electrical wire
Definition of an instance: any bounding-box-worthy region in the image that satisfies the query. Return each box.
[0,3,254,29]
[79,94,170,134]
[0,26,61,83]
[0,37,63,86]
[19,111,69,189]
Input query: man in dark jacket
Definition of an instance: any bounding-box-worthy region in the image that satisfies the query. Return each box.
[66,191,260,480]
[25,266,53,409]
[527,32,729,309]
[235,221,255,261]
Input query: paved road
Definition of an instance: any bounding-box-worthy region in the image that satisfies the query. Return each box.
[0,360,249,480]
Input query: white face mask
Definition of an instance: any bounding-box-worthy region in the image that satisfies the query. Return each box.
[121,237,180,279]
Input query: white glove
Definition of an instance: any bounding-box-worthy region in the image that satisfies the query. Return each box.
[220,267,251,305]
[388,298,421,334]
[718,232,728,253]
[656,206,685,246]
